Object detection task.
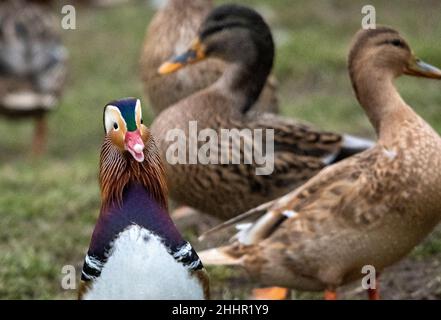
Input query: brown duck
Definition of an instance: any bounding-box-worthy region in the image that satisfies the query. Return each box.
[198,26,441,300]
[140,0,278,115]
[152,4,373,221]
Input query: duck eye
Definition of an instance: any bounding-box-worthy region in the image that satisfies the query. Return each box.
[390,39,404,48]
[140,118,144,125]
[113,122,118,130]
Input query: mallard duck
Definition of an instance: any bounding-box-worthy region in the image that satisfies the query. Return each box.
[198,27,441,300]
[0,0,68,155]
[151,4,373,221]
[79,98,209,300]
[140,0,278,115]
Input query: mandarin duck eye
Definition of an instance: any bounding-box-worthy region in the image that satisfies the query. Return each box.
[113,123,119,130]
[141,119,144,125]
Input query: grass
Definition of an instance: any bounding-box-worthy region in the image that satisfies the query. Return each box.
[1,0,441,299]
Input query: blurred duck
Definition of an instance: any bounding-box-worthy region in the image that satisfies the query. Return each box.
[152,5,373,221]
[73,0,130,7]
[140,0,278,115]
[79,98,209,300]
[0,0,67,155]
[198,27,441,300]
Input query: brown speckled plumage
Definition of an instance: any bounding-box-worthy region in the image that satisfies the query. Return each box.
[140,0,278,115]
[199,27,441,295]
[153,96,354,220]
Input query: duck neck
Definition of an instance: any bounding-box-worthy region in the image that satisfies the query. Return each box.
[217,59,271,113]
[87,182,186,266]
[350,67,416,143]
[99,137,168,211]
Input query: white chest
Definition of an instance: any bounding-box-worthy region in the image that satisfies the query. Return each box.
[83,225,204,300]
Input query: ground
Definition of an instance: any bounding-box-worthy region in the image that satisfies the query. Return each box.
[0,0,440,299]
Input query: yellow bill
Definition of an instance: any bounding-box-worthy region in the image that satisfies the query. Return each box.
[158,38,207,75]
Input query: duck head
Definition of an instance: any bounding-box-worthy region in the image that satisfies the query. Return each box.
[103,98,149,162]
[349,26,441,81]
[158,4,274,76]
[158,4,274,113]
[101,98,168,209]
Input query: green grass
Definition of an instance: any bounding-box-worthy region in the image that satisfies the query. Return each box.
[1,0,441,299]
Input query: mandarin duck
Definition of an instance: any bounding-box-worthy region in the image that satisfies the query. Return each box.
[79,98,209,300]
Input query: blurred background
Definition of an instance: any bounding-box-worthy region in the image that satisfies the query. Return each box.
[0,0,440,299]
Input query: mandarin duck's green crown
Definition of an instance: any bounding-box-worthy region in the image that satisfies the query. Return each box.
[103,98,143,133]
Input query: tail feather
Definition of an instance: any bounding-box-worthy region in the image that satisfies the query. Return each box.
[198,247,242,266]
[324,134,375,165]
[199,199,275,241]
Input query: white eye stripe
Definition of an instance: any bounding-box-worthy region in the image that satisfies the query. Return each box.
[135,99,142,124]
[104,105,126,134]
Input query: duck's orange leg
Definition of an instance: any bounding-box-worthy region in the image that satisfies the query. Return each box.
[32,114,47,156]
[367,274,380,300]
[252,287,289,300]
[324,289,337,300]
